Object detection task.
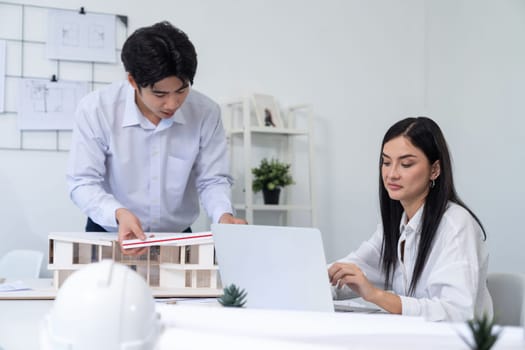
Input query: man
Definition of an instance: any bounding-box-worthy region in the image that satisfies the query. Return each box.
[67,21,246,254]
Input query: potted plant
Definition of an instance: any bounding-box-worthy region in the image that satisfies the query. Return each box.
[252,158,294,204]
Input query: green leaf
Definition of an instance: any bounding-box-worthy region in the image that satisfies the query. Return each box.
[217,283,247,308]
[459,314,501,350]
[251,158,295,193]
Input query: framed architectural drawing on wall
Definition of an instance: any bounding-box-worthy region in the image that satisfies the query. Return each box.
[253,93,283,128]
[46,9,117,63]
[17,78,89,130]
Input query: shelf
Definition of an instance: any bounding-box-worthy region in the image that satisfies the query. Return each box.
[234,204,312,211]
[223,96,316,226]
[228,127,309,135]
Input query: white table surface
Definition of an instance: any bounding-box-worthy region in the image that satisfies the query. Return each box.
[1,298,524,350]
[0,299,52,349]
[0,278,222,300]
[0,279,56,300]
[158,304,525,350]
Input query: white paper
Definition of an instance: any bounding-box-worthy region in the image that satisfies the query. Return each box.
[0,40,6,112]
[46,9,116,63]
[17,78,89,130]
[0,280,31,292]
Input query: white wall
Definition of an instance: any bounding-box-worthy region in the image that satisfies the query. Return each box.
[425,0,525,273]
[0,0,523,276]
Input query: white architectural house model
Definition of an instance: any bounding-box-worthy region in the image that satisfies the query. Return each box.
[47,232,222,297]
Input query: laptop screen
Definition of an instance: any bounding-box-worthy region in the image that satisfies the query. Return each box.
[211,224,334,312]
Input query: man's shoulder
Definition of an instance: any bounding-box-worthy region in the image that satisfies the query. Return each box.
[78,81,129,109]
[184,89,219,111]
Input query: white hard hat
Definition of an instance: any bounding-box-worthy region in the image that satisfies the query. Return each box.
[40,260,162,350]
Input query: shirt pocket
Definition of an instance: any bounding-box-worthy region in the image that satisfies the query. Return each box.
[166,155,194,196]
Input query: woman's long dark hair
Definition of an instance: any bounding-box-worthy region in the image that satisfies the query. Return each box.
[379,117,485,294]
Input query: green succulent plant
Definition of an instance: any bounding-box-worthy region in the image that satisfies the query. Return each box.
[217,284,247,308]
[252,158,294,192]
[459,314,501,350]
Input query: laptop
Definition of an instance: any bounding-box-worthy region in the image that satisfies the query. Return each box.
[211,224,335,312]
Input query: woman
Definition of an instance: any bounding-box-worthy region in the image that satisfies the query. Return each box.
[328,117,492,322]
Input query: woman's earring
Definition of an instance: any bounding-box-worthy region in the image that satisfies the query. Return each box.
[430,179,435,189]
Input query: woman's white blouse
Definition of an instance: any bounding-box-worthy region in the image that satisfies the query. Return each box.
[332,202,493,322]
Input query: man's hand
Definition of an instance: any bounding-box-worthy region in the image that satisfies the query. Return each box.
[116,208,148,256]
[219,213,247,225]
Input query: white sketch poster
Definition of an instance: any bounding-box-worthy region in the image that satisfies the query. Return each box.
[46,9,116,63]
[0,40,6,112]
[17,78,89,130]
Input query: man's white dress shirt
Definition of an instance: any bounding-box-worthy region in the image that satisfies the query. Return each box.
[332,202,493,322]
[67,81,233,232]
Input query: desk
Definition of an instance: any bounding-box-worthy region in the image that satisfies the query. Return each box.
[1,299,524,350]
[0,279,55,300]
[0,299,52,349]
[0,278,221,300]
[157,304,525,350]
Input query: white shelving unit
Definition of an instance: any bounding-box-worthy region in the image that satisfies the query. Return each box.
[222,97,316,227]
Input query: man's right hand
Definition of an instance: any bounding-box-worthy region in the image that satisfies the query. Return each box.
[115,208,148,256]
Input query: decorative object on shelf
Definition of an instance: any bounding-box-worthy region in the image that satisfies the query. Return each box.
[252,158,294,204]
[252,93,283,128]
[459,314,501,350]
[264,108,276,127]
[217,283,247,307]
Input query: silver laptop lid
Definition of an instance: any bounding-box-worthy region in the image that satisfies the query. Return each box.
[212,224,334,312]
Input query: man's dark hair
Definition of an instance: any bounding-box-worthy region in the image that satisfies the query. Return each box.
[121,21,197,87]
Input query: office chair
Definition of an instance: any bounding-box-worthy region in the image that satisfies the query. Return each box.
[487,272,525,326]
[0,249,43,280]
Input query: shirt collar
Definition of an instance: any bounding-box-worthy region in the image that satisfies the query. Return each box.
[121,83,188,130]
[399,204,425,236]
[154,108,186,132]
[171,107,187,125]
[122,84,142,127]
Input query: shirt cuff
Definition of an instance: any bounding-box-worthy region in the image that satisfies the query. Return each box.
[399,295,421,317]
[94,199,124,230]
[212,206,233,224]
